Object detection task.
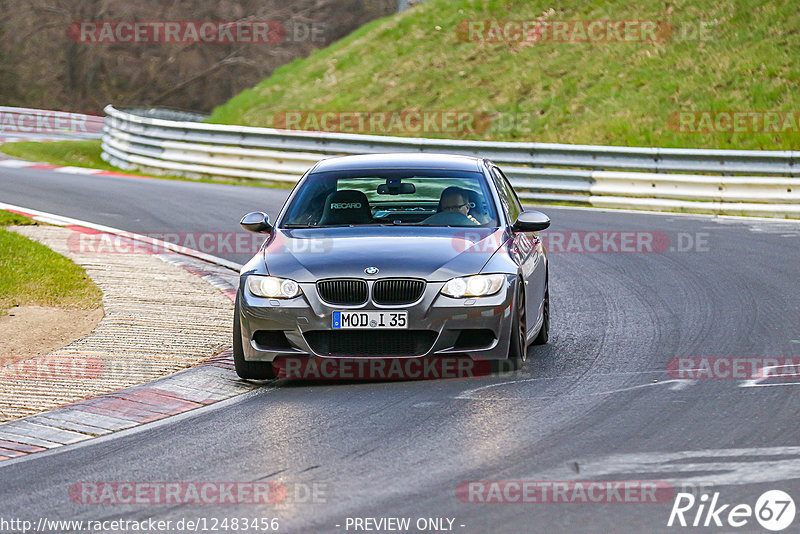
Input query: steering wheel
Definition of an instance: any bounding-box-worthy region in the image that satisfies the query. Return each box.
[421,211,480,226]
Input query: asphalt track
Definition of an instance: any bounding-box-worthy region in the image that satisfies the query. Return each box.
[1,165,800,533]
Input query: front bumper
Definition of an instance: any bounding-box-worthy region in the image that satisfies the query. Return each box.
[238,275,517,362]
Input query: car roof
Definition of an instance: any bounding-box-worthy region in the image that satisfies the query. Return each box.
[310,153,485,172]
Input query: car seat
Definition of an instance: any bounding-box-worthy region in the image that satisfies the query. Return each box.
[318,190,372,225]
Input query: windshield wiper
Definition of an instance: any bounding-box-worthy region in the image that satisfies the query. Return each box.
[285,223,414,228]
[283,224,354,228]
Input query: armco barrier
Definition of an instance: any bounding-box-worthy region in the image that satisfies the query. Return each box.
[100,105,800,217]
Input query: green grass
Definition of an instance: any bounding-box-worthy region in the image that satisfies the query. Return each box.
[0,140,115,171]
[0,140,289,189]
[0,211,102,313]
[207,0,800,150]
[0,210,38,226]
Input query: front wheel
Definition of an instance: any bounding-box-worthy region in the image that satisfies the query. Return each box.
[497,283,526,372]
[233,293,275,380]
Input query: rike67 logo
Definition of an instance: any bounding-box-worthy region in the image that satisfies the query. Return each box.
[668,490,796,531]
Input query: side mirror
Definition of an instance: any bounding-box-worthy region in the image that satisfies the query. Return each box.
[240,212,272,233]
[512,210,550,232]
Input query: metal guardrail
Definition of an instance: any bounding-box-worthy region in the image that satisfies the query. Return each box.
[118,107,208,123]
[0,106,104,140]
[102,105,800,218]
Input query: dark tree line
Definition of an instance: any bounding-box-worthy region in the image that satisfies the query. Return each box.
[0,0,396,113]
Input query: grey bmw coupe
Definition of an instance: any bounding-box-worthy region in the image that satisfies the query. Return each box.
[234,153,550,379]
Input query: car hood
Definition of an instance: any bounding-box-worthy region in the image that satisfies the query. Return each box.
[262,227,507,282]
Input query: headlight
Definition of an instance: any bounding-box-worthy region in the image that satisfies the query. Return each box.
[247,275,301,299]
[440,274,506,298]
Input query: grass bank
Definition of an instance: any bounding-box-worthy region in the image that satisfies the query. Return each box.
[207,0,800,150]
[0,211,101,314]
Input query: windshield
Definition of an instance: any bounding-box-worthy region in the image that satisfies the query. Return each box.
[280,169,499,228]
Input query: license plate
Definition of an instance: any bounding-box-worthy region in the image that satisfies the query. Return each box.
[332,311,408,329]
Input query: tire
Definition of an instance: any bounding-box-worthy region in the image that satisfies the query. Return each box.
[532,284,549,345]
[496,282,526,372]
[233,293,276,380]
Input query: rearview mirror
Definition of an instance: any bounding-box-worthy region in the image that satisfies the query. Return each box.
[377,182,416,195]
[512,210,550,232]
[240,212,272,233]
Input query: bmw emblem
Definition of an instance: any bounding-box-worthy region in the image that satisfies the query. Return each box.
[365,266,379,275]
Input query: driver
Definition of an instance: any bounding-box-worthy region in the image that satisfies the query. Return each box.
[440,187,480,225]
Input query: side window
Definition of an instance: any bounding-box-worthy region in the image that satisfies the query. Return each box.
[497,167,523,222]
[490,166,521,223]
[489,167,510,222]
